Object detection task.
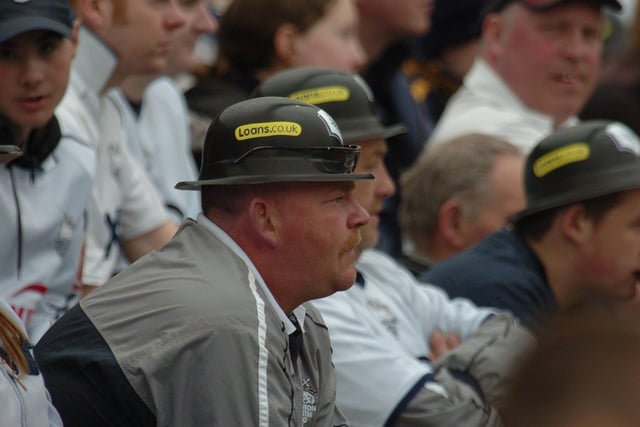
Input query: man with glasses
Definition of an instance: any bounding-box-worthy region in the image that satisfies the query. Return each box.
[35,97,370,426]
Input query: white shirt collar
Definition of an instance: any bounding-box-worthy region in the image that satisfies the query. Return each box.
[468,59,578,129]
[74,26,118,96]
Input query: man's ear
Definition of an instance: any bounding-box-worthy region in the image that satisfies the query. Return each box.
[559,204,594,246]
[248,198,281,247]
[70,19,81,57]
[481,13,503,61]
[273,23,299,66]
[73,0,108,30]
[437,199,466,249]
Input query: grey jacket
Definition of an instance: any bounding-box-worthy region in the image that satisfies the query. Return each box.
[35,218,348,427]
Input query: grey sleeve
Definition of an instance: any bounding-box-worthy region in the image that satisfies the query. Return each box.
[394,369,503,427]
[125,321,284,427]
[392,313,531,426]
[430,312,535,411]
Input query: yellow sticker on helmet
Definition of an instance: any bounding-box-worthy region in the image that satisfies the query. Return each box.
[533,143,590,177]
[288,86,350,105]
[235,121,302,141]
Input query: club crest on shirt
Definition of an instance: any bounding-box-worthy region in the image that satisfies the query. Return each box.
[55,214,75,257]
[302,377,317,425]
[366,299,398,336]
[108,143,121,180]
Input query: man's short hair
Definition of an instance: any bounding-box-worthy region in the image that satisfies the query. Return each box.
[514,191,622,240]
[400,133,520,247]
[201,182,290,214]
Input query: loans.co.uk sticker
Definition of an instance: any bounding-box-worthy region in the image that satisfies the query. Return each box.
[533,143,590,177]
[235,121,302,141]
[288,86,350,105]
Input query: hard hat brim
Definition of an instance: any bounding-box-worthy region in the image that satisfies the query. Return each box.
[341,123,407,144]
[176,172,375,190]
[510,165,640,223]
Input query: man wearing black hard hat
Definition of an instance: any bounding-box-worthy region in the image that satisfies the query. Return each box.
[259,67,534,427]
[36,97,370,426]
[426,0,622,154]
[423,120,640,329]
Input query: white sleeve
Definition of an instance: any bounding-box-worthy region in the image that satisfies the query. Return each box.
[81,99,170,285]
[358,250,495,341]
[411,281,495,341]
[116,138,171,240]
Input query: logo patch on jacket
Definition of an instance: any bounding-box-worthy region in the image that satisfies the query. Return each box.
[302,377,317,424]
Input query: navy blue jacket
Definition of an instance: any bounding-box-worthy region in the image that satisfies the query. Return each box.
[420,228,557,329]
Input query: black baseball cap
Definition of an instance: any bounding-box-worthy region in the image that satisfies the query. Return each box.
[511,121,640,223]
[0,0,74,45]
[485,0,622,14]
[176,97,374,189]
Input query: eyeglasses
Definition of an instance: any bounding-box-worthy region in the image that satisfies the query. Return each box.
[231,145,361,174]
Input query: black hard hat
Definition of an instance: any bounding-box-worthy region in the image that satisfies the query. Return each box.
[255,67,406,143]
[176,97,374,189]
[511,120,640,223]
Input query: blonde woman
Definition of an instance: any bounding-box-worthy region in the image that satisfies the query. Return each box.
[0,298,61,426]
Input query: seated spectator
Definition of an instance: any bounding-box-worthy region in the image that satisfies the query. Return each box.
[112,0,218,223]
[426,0,621,153]
[356,0,433,258]
[503,305,640,426]
[258,67,533,427]
[403,0,485,131]
[399,134,525,274]
[35,97,371,427]
[422,121,640,329]
[0,0,94,341]
[59,0,181,293]
[580,4,640,134]
[0,297,62,426]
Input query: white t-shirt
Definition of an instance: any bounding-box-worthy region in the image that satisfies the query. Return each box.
[56,27,170,286]
[311,249,493,427]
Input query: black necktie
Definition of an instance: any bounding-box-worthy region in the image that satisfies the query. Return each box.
[288,313,303,365]
[355,271,366,288]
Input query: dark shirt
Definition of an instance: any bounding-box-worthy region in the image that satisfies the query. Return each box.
[419,228,557,329]
[580,79,640,136]
[364,43,430,258]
